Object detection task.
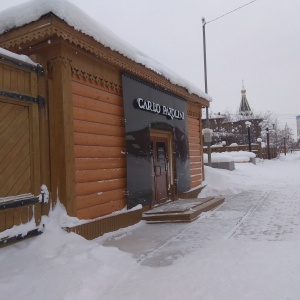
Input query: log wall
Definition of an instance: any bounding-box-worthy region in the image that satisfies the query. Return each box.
[188,104,203,189]
[72,77,126,219]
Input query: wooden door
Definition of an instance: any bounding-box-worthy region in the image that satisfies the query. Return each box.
[0,101,31,196]
[151,136,169,205]
[0,98,41,240]
[0,54,42,244]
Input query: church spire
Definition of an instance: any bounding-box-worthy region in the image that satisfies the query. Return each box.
[239,81,252,116]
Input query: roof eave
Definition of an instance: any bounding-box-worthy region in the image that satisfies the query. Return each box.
[0,13,210,106]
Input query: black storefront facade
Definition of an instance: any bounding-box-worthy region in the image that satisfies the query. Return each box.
[122,73,191,209]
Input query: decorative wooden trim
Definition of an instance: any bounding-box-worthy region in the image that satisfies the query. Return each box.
[0,14,209,107]
[71,67,122,94]
[1,26,53,50]
[48,56,72,72]
[48,54,122,94]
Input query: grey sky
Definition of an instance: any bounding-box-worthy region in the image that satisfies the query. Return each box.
[2,0,299,136]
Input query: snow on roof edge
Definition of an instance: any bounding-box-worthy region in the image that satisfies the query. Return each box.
[0,47,37,66]
[0,0,212,102]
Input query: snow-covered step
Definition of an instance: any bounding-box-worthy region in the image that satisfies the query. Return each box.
[142,197,225,223]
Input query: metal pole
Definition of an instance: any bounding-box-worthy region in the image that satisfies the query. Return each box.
[284,137,286,156]
[202,18,211,166]
[247,126,252,152]
[266,128,270,159]
[202,18,208,97]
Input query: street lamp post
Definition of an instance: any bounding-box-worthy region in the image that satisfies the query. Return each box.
[201,2,258,166]
[284,137,286,155]
[245,121,252,152]
[266,127,270,159]
[202,18,208,96]
[202,18,211,166]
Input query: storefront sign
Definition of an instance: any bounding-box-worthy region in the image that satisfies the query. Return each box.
[136,97,184,120]
[122,73,190,209]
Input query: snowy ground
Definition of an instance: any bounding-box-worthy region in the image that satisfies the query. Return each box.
[1,152,300,300]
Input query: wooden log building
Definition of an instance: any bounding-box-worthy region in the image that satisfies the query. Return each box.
[0,3,210,241]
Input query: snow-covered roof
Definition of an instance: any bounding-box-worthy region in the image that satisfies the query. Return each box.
[0,0,211,102]
[202,113,226,120]
[0,47,37,66]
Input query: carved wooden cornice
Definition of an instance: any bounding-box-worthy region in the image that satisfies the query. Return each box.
[1,27,53,50]
[47,54,122,94]
[0,14,209,107]
[48,56,72,72]
[71,67,122,94]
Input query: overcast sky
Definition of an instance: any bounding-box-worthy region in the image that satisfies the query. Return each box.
[2,0,299,136]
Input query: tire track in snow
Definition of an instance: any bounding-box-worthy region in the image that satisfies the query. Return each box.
[136,224,196,266]
[226,191,270,240]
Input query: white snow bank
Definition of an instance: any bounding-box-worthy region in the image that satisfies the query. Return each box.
[0,211,138,300]
[201,152,300,198]
[200,163,258,197]
[203,151,255,163]
[0,214,42,240]
[49,200,142,228]
[0,0,211,101]
[228,150,256,162]
[203,153,233,163]
[0,47,37,65]
[1,152,300,299]
[229,151,256,158]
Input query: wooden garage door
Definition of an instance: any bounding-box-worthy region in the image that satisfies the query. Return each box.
[0,101,31,197]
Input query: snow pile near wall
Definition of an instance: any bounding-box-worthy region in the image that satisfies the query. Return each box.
[228,151,256,162]
[0,0,211,101]
[0,216,41,240]
[1,153,300,299]
[203,153,233,163]
[49,200,142,228]
[0,212,138,300]
[203,151,255,163]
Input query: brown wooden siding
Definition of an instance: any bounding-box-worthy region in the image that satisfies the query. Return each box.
[188,116,203,189]
[0,102,31,197]
[0,56,41,239]
[72,77,126,219]
[0,63,36,96]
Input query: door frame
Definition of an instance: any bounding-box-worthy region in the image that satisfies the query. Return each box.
[150,129,174,206]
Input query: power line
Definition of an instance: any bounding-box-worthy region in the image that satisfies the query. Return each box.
[206,0,258,24]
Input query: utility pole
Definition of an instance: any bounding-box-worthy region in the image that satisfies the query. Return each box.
[266,128,270,159]
[202,18,211,166]
[201,1,258,166]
